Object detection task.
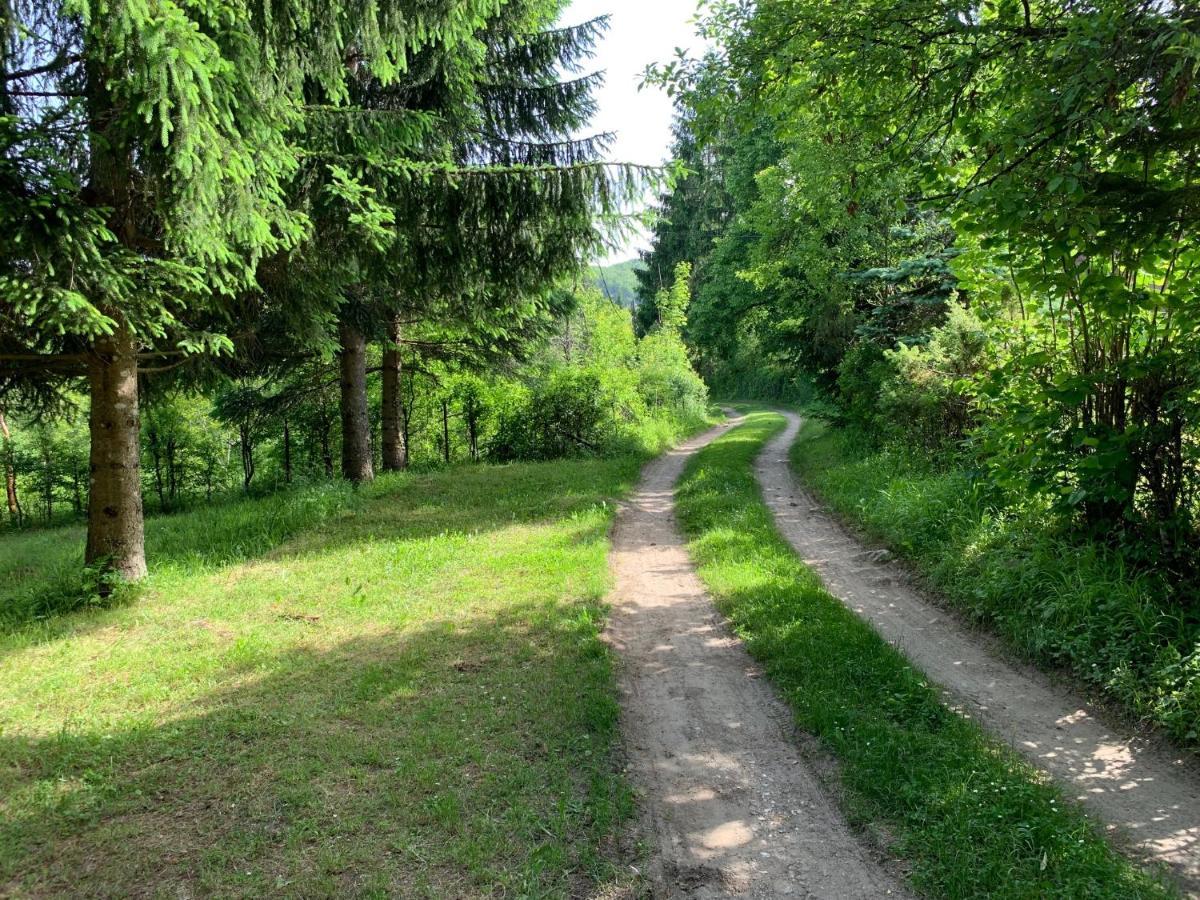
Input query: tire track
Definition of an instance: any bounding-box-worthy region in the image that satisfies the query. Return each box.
[606,416,908,899]
[758,410,1200,895]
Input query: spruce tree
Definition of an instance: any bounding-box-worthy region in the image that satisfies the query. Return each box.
[260,3,637,482]
[374,9,620,475]
[0,0,564,577]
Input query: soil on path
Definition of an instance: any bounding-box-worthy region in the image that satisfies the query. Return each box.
[606,417,909,899]
[760,410,1200,895]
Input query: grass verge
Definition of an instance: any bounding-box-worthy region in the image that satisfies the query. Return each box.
[788,419,1200,748]
[675,411,1172,899]
[0,456,650,898]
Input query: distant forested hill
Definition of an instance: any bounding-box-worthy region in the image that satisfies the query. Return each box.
[586,259,644,308]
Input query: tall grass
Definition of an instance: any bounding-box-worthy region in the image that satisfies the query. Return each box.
[790,419,1200,747]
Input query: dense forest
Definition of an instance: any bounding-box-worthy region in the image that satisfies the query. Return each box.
[639,0,1200,743]
[0,1,702,576]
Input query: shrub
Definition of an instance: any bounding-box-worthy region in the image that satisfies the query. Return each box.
[490,369,617,461]
[635,331,709,422]
[879,304,988,448]
[489,284,710,464]
[835,342,891,429]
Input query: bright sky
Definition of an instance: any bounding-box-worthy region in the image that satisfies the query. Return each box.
[563,0,706,264]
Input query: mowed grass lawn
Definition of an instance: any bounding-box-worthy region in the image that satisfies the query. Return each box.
[0,460,646,898]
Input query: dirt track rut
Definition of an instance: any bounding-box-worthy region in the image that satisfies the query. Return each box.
[759,410,1200,894]
[606,417,908,899]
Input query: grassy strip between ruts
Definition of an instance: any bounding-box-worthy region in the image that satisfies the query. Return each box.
[0,452,659,898]
[675,411,1173,899]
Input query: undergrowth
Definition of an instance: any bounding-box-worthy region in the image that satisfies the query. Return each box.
[789,419,1200,747]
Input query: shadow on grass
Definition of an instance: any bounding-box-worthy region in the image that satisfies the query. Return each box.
[275,457,644,562]
[0,456,645,638]
[0,602,632,898]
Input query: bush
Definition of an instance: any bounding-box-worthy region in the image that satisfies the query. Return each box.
[708,364,818,406]
[879,304,988,448]
[489,285,710,464]
[635,331,709,421]
[490,369,617,461]
[835,342,891,429]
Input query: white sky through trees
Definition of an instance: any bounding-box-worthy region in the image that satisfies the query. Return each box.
[564,0,706,265]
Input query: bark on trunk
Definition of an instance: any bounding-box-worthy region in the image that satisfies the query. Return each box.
[0,410,18,524]
[339,320,374,483]
[442,399,451,464]
[283,419,293,484]
[85,323,147,580]
[381,319,407,471]
[83,53,146,580]
[240,424,255,492]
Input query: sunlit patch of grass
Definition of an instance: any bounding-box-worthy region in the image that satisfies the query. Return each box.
[0,456,650,898]
[675,412,1173,899]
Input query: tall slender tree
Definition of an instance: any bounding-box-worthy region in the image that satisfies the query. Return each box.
[1,0,636,573]
[261,4,638,482]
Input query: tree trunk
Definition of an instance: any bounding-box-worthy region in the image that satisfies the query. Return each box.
[71,460,83,515]
[381,319,407,471]
[401,401,411,469]
[320,416,334,479]
[283,419,293,484]
[85,323,147,580]
[401,377,414,468]
[148,426,165,510]
[339,320,374,483]
[167,436,177,503]
[240,424,255,492]
[441,399,451,464]
[41,438,52,523]
[0,410,18,525]
[466,402,480,461]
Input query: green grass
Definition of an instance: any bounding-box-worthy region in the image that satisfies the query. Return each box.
[788,419,1200,747]
[0,483,363,631]
[675,411,1172,899]
[0,456,653,898]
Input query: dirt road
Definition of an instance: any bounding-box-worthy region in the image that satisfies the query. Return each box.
[606,417,908,899]
[759,410,1200,894]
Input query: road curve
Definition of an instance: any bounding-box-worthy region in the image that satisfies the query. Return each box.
[606,415,908,899]
[759,410,1200,895]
